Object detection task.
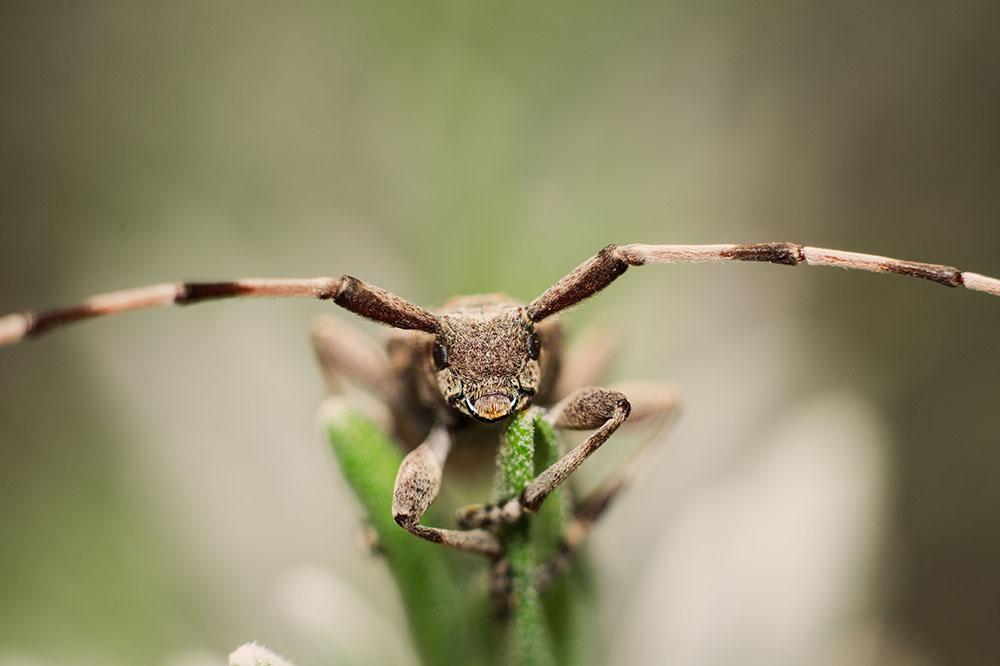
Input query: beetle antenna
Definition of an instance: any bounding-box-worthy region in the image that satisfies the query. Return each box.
[0,275,439,346]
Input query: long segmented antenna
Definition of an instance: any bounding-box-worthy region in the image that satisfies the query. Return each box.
[2,243,998,347]
[527,242,1000,321]
[0,276,440,346]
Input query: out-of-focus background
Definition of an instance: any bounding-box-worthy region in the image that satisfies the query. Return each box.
[1,2,998,665]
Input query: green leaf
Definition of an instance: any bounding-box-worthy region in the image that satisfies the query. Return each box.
[323,399,496,666]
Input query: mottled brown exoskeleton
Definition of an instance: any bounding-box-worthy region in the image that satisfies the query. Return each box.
[2,242,999,569]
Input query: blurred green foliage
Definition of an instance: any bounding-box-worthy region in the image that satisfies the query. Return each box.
[325,404,495,666]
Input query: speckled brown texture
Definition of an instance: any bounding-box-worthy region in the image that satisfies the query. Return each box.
[331,275,440,332]
[387,294,561,429]
[528,245,630,322]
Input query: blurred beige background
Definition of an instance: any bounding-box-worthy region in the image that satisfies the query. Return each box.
[1,2,998,665]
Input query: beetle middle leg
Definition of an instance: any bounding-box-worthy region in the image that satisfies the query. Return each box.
[550,321,622,402]
[311,314,430,446]
[312,314,400,398]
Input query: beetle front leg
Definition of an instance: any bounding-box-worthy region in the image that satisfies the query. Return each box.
[456,387,631,528]
[535,380,679,588]
[527,387,631,509]
[392,425,503,556]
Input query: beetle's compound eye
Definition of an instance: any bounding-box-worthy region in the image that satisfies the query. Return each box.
[527,332,541,360]
[432,341,449,369]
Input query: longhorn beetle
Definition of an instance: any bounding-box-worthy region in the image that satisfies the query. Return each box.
[2,242,998,567]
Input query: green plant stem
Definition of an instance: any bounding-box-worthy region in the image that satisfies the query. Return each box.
[325,402,596,666]
[324,401,496,666]
[496,409,564,666]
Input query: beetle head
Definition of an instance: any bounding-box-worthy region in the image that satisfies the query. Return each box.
[430,304,542,423]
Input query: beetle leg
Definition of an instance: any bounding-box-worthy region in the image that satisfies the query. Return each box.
[535,381,679,588]
[550,321,622,401]
[392,425,503,556]
[456,386,632,529]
